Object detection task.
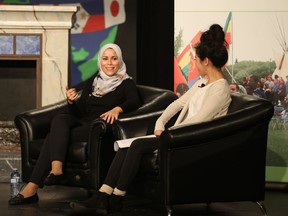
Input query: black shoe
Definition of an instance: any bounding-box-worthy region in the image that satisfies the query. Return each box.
[8,193,39,205]
[109,194,123,213]
[44,173,65,186]
[70,191,109,215]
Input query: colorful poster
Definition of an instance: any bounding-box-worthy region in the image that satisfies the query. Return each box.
[0,0,126,86]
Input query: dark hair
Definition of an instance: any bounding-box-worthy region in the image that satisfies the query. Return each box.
[195,24,228,68]
[176,83,189,95]
[230,83,239,91]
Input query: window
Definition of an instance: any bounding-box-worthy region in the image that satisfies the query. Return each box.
[0,34,41,55]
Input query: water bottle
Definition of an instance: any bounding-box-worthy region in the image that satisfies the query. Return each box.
[10,168,21,198]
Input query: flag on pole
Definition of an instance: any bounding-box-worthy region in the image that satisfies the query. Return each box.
[223,11,233,77]
[224,11,232,45]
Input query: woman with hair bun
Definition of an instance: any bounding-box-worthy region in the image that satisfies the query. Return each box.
[70,24,232,214]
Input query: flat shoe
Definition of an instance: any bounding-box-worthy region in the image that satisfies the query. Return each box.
[70,191,109,214]
[8,193,39,205]
[44,173,65,186]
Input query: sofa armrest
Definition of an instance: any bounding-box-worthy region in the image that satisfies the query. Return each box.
[14,100,69,184]
[162,100,274,150]
[112,111,164,140]
[14,100,68,140]
[88,118,116,188]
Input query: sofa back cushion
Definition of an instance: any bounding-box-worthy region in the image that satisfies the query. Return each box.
[120,85,177,118]
[228,93,267,114]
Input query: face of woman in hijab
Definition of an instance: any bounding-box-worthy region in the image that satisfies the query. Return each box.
[100,48,120,77]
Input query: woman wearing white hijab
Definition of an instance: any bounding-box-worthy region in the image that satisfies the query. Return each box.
[9,43,142,205]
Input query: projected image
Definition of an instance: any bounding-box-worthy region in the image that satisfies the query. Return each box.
[175,1,288,182]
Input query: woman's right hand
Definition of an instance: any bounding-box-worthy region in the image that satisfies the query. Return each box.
[66,86,78,104]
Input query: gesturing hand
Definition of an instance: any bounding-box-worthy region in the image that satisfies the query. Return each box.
[66,86,78,104]
[100,106,123,124]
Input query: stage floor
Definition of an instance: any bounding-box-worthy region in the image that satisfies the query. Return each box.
[0,183,287,216]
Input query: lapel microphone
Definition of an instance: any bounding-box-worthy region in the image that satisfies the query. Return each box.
[198,83,206,88]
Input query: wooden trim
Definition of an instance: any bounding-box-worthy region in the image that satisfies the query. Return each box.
[0,33,42,108]
[36,58,42,108]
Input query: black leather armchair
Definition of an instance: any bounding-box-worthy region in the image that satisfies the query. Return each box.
[14,85,177,189]
[105,93,274,215]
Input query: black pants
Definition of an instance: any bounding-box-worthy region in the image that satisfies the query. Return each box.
[103,137,159,191]
[29,114,90,187]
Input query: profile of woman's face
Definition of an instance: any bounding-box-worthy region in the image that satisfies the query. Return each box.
[100,48,120,76]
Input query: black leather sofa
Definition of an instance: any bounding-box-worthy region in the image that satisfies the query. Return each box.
[16,88,274,215]
[105,93,274,215]
[15,85,178,189]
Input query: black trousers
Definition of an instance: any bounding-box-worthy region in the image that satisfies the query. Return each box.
[103,136,159,191]
[29,114,90,187]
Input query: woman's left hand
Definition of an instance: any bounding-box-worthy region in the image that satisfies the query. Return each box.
[154,130,163,136]
[100,106,123,124]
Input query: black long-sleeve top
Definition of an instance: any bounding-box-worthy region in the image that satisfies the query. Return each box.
[67,75,142,123]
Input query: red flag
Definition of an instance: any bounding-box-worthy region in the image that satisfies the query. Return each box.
[174,56,187,95]
[175,31,202,90]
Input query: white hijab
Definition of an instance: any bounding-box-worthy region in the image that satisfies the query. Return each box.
[92,43,130,97]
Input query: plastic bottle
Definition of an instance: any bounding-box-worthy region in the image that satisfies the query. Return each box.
[10,168,21,198]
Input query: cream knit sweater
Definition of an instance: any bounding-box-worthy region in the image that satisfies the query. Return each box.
[154,78,232,131]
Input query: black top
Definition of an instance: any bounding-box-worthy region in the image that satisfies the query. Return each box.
[67,75,142,122]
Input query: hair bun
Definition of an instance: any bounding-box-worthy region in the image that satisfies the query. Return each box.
[201,24,226,47]
[195,23,228,68]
